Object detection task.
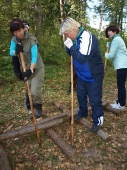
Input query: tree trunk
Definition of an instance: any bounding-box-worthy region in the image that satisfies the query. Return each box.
[0,143,11,170]
[103,104,123,115]
[34,1,42,39]
[98,0,105,39]
[52,100,108,116]
[47,129,76,158]
[52,100,110,140]
[79,0,87,23]
[79,119,109,140]
[59,0,65,21]
[0,100,117,142]
[0,119,63,142]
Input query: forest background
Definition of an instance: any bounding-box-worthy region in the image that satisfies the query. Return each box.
[1,0,127,170]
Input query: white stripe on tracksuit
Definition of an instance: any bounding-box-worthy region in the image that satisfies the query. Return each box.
[79,31,92,55]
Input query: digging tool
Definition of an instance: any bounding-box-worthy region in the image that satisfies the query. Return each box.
[103,42,110,86]
[71,56,74,146]
[104,42,110,72]
[19,50,41,146]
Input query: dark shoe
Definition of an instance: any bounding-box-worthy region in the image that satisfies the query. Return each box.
[91,124,100,132]
[74,114,87,121]
[30,104,42,120]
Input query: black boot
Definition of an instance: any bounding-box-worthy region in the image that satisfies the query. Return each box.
[30,104,42,120]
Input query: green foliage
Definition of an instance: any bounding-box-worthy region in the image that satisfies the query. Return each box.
[0,0,127,63]
[100,0,127,31]
[0,56,15,93]
[0,56,12,70]
[38,29,69,65]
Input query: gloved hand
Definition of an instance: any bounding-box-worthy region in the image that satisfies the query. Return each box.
[15,44,23,55]
[22,69,33,79]
[64,38,73,49]
[105,52,108,59]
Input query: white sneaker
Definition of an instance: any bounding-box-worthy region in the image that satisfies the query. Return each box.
[115,104,125,110]
[110,102,125,110]
[118,106,125,110]
[110,102,117,108]
[28,110,32,115]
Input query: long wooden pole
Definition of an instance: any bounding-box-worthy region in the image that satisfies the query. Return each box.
[71,56,74,146]
[103,42,110,86]
[19,52,41,145]
[104,42,110,72]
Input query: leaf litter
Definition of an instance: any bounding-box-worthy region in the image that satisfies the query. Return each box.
[1,66,127,170]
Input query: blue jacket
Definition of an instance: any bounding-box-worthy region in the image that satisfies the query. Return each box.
[67,28,104,82]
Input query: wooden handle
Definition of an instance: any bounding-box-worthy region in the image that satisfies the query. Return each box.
[19,52,41,145]
[71,56,74,146]
[103,43,110,87]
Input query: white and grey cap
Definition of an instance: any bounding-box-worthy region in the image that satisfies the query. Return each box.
[23,21,29,30]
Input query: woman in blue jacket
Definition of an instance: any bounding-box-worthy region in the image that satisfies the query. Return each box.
[105,25,127,110]
[59,17,104,132]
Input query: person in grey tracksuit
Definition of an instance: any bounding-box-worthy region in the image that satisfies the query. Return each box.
[9,18,45,120]
[59,17,104,132]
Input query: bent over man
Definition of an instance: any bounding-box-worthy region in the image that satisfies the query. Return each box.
[59,17,104,132]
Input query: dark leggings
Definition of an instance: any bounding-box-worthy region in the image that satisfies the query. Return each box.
[117,68,127,106]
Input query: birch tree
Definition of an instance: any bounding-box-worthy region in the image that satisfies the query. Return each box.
[103,0,127,31]
[79,0,87,24]
[34,1,42,39]
[98,0,105,39]
[60,0,65,22]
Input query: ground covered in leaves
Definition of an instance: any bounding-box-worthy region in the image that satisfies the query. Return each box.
[0,64,127,170]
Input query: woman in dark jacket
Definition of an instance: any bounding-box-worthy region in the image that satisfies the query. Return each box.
[59,17,104,132]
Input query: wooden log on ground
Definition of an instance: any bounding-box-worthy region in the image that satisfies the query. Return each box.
[52,101,69,112]
[10,100,108,131]
[0,143,11,170]
[47,129,76,159]
[32,112,69,126]
[0,110,75,142]
[102,101,109,107]
[28,109,77,127]
[0,100,110,142]
[103,103,122,115]
[52,100,109,118]
[0,119,63,142]
[79,118,109,140]
[52,100,110,140]
[52,100,108,111]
